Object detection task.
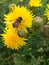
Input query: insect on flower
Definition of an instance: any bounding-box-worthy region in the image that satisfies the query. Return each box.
[12,17,26,37]
[13,17,22,28]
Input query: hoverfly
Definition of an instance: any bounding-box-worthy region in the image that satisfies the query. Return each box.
[13,17,22,28]
[13,17,26,37]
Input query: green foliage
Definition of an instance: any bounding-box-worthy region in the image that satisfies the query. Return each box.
[0,0,49,65]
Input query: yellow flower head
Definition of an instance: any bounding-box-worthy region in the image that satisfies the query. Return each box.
[44,4,49,20]
[2,26,26,50]
[29,0,42,7]
[4,5,33,32]
[1,4,33,50]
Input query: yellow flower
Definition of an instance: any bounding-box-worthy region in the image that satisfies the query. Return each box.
[1,26,27,50]
[44,4,49,20]
[4,5,33,32]
[29,0,42,7]
[1,4,34,50]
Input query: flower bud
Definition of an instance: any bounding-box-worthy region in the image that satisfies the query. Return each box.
[18,30,26,37]
[43,25,49,37]
[9,4,16,10]
[19,0,23,2]
[32,16,44,32]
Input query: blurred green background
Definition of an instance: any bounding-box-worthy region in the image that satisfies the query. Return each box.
[0,0,49,65]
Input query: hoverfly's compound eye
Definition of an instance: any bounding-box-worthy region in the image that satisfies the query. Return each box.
[18,17,22,21]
